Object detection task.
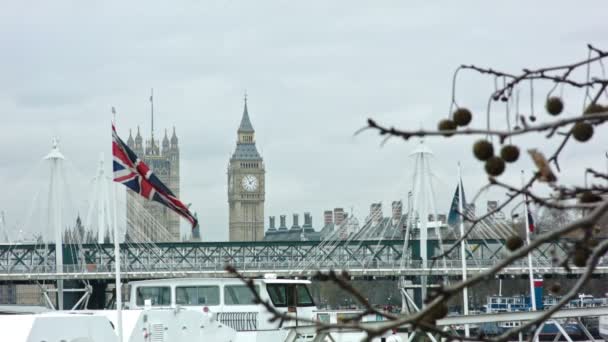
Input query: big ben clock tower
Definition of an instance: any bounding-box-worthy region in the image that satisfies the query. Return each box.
[228,96,265,241]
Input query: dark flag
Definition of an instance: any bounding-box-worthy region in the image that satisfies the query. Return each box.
[526,201,535,233]
[447,180,466,227]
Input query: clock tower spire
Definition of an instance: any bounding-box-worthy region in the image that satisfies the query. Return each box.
[228,95,265,241]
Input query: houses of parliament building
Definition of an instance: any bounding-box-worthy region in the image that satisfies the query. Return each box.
[126,95,266,242]
[125,95,181,242]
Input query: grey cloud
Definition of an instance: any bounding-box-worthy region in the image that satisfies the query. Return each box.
[2,0,608,241]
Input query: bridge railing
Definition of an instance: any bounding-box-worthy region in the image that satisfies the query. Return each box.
[2,257,607,275]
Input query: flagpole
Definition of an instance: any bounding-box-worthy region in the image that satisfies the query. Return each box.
[522,170,537,312]
[112,107,124,342]
[458,162,470,337]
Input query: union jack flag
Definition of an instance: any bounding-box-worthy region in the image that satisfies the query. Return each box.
[112,123,198,228]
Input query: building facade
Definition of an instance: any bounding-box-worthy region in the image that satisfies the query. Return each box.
[126,117,181,241]
[228,98,265,241]
[264,213,321,241]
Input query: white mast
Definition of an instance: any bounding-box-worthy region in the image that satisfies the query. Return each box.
[44,138,65,310]
[96,156,107,244]
[458,163,470,337]
[409,141,433,302]
[112,108,124,342]
[522,171,537,312]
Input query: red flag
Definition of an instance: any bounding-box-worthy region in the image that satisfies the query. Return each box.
[112,123,198,229]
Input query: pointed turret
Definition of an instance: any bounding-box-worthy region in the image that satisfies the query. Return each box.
[231,96,261,161]
[238,96,254,133]
[127,129,134,147]
[171,126,178,148]
[135,126,142,143]
[134,126,143,154]
[162,129,170,149]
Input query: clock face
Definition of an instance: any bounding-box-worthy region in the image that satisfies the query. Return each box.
[242,174,258,192]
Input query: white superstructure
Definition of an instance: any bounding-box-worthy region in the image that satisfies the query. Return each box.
[128,276,318,342]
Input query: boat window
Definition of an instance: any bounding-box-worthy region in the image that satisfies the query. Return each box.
[224,285,259,305]
[136,286,171,306]
[176,286,220,306]
[267,284,287,306]
[297,285,314,305]
[266,284,315,307]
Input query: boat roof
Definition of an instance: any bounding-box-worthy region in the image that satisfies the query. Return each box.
[0,305,50,314]
[129,277,311,286]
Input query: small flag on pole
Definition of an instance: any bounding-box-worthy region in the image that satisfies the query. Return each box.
[447,185,460,227]
[525,195,535,233]
[447,180,466,227]
[527,206,535,233]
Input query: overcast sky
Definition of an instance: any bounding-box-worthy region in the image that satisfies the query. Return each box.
[1,1,607,241]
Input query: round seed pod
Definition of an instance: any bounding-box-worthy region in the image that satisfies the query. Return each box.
[545,97,564,116]
[571,122,593,142]
[453,108,472,127]
[580,191,602,203]
[584,103,605,115]
[438,119,456,137]
[549,282,561,294]
[506,235,524,251]
[484,156,506,176]
[473,140,494,161]
[500,145,520,163]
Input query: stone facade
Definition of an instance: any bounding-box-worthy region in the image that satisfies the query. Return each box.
[228,98,265,241]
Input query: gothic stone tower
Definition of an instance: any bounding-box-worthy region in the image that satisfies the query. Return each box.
[126,94,181,241]
[228,97,265,241]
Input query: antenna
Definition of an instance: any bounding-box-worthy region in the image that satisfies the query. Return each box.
[150,88,154,141]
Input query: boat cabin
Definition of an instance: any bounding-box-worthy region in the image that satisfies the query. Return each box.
[127,276,317,332]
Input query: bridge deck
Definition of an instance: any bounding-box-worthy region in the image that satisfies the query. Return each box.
[0,239,603,281]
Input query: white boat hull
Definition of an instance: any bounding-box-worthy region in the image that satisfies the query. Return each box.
[0,308,237,342]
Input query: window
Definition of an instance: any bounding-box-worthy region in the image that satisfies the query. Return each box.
[176,286,220,306]
[136,286,171,306]
[224,285,259,305]
[266,284,315,307]
[296,285,314,306]
[267,284,287,306]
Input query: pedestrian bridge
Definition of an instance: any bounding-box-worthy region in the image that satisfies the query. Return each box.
[0,239,605,281]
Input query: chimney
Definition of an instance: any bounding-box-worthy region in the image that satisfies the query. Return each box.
[268,216,276,231]
[487,201,497,213]
[303,212,313,228]
[370,203,382,225]
[391,201,403,221]
[279,215,287,230]
[291,214,301,230]
[323,210,333,226]
[334,208,345,226]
